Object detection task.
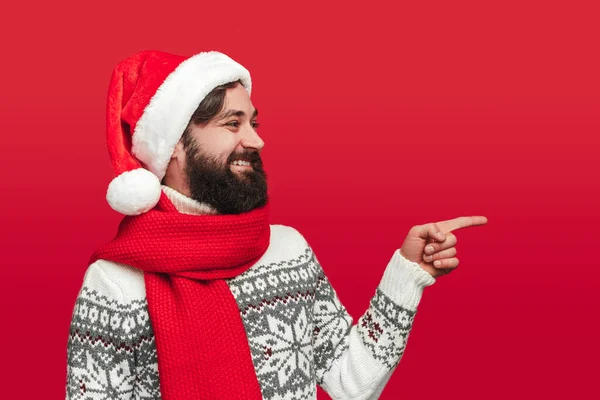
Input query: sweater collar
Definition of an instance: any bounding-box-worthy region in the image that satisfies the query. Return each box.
[161,185,218,215]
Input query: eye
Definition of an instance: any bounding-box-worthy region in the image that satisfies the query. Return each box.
[226,121,240,128]
[251,121,260,129]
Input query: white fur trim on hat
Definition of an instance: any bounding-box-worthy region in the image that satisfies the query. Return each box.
[106,168,162,215]
[132,51,252,180]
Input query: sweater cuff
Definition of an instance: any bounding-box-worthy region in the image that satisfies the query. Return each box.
[377,249,436,311]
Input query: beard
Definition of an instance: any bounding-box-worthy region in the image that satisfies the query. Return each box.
[183,140,268,215]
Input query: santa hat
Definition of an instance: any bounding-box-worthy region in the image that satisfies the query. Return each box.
[105,50,252,215]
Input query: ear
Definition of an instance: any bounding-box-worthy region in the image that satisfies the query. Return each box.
[171,139,185,159]
[162,138,187,190]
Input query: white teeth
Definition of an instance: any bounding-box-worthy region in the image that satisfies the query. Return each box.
[231,160,251,166]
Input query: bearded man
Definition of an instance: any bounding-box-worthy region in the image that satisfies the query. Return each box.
[66,50,487,400]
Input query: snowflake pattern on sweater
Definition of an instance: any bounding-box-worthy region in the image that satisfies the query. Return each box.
[67,287,159,398]
[66,225,435,400]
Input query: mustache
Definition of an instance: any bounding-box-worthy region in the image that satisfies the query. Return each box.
[227,151,262,163]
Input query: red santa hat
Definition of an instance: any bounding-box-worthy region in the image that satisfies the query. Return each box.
[105,50,252,215]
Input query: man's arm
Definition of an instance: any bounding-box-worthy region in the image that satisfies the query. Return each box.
[311,247,436,399]
[66,262,141,400]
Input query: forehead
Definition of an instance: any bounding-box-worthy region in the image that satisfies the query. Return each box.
[222,83,255,112]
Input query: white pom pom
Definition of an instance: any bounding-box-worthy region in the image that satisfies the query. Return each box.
[106,168,162,215]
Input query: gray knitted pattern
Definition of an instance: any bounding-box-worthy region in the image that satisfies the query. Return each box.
[66,287,160,399]
[66,246,417,399]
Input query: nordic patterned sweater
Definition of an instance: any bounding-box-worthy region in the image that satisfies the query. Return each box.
[66,186,436,400]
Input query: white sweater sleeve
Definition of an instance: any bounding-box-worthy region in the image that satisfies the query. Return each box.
[66,260,154,399]
[312,248,436,399]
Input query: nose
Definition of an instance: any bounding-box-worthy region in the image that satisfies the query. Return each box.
[240,124,265,151]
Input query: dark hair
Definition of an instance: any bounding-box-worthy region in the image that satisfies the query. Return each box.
[181,80,241,149]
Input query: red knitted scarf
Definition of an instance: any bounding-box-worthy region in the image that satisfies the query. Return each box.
[90,192,269,399]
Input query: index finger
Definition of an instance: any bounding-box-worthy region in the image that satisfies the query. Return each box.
[435,216,488,233]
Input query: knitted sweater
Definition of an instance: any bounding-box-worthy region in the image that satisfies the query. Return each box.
[66,186,436,400]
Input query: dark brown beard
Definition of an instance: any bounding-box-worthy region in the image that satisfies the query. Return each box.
[183,139,268,214]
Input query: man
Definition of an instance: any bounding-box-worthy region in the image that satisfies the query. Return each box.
[66,50,487,400]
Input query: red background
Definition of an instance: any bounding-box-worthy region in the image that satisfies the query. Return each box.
[1,0,598,398]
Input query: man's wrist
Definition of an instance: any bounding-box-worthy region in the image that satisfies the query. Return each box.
[378,249,436,311]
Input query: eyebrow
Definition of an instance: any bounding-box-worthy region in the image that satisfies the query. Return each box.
[218,108,258,120]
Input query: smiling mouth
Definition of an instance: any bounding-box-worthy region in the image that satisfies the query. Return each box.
[230,160,252,167]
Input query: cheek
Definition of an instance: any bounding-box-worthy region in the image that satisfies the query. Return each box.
[198,134,239,160]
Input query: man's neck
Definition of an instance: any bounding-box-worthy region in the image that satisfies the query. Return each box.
[161,185,218,215]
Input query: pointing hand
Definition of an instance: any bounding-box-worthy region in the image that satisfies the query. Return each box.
[399,216,488,278]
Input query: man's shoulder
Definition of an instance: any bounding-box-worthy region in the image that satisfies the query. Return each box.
[80,259,146,304]
[269,224,309,247]
[264,224,312,262]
